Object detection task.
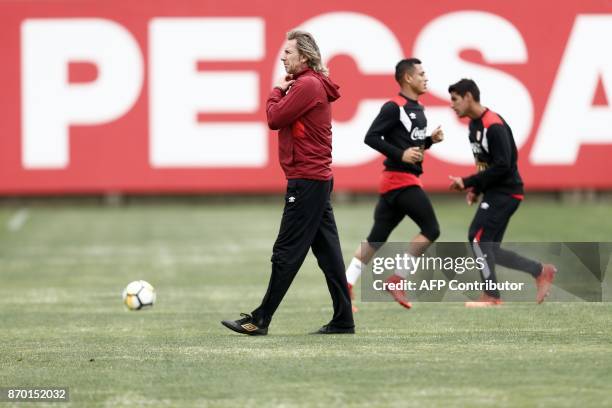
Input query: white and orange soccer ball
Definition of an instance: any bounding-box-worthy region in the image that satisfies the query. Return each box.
[122,280,156,310]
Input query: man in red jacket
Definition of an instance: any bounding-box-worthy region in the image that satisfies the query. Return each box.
[222,30,354,335]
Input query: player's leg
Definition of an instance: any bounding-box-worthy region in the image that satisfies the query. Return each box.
[378,186,440,308]
[344,242,377,311]
[347,196,402,284]
[311,190,355,334]
[465,193,510,307]
[394,185,441,262]
[345,196,403,310]
[391,186,441,276]
[345,242,377,288]
[493,200,541,276]
[492,198,557,303]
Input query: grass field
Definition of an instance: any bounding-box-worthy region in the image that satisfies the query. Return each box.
[1,197,611,407]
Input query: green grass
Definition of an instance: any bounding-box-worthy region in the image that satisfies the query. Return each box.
[0,198,611,407]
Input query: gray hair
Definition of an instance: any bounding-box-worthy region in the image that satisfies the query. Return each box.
[287,30,329,76]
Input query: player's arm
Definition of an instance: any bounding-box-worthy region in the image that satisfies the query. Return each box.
[364,102,421,163]
[448,177,481,205]
[466,190,480,205]
[424,126,443,150]
[462,125,513,191]
[266,77,318,130]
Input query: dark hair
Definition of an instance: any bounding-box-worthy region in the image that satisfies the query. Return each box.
[395,58,422,84]
[448,79,480,102]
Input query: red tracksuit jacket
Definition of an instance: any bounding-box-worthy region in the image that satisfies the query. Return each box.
[266,68,341,181]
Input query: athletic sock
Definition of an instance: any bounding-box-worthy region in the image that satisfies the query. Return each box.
[346,257,363,286]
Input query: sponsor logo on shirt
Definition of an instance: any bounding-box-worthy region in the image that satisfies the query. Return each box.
[410,128,427,141]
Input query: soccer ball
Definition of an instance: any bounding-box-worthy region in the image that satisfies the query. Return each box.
[122,280,156,310]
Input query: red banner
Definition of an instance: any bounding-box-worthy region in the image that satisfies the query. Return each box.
[1,0,611,194]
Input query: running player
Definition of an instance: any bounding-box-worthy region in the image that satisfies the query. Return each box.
[344,58,444,310]
[447,78,556,307]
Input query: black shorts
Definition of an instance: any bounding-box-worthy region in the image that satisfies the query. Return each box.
[468,191,520,243]
[467,191,541,297]
[366,185,440,246]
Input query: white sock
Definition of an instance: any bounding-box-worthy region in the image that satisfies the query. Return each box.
[346,257,363,286]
